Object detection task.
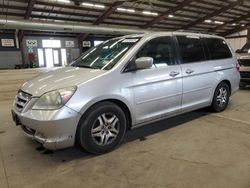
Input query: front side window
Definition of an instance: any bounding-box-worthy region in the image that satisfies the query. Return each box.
[205,38,232,60]
[136,36,176,68]
[71,37,141,70]
[177,36,206,64]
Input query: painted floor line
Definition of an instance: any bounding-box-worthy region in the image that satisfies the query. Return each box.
[212,114,250,126]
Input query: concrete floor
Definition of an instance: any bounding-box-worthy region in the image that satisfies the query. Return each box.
[0,69,250,188]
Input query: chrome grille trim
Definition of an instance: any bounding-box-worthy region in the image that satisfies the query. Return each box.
[15,90,32,112]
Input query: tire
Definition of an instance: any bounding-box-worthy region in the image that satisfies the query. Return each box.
[77,101,127,154]
[210,82,230,112]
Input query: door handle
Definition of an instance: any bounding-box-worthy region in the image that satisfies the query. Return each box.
[185,69,194,74]
[169,71,180,77]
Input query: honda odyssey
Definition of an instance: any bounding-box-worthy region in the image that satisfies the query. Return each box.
[11,32,240,154]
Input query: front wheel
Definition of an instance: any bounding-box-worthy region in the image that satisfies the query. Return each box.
[77,101,127,154]
[211,82,230,112]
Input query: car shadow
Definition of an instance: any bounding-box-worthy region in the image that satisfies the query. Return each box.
[124,109,210,143]
[46,109,211,162]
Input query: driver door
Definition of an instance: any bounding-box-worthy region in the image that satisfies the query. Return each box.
[129,36,182,124]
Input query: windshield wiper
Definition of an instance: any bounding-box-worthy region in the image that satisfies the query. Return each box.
[72,64,98,69]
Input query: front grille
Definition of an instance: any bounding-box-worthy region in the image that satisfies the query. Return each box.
[239,59,250,67]
[15,90,32,112]
[240,71,250,78]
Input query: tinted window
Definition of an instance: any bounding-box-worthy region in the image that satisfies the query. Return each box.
[177,36,206,63]
[136,36,176,67]
[205,38,232,60]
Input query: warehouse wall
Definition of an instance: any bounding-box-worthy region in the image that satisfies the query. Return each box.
[0,34,22,69]
[226,29,248,52]
[226,37,247,52]
[23,36,80,66]
[0,51,22,69]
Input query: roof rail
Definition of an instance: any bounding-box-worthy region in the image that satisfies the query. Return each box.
[175,29,215,35]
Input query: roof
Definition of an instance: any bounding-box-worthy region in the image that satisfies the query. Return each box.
[1,0,250,38]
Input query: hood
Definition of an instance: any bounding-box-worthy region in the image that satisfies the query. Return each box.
[21,66,106,96]
[236,53,250,60]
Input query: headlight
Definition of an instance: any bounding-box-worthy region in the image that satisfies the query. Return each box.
[32,86,77,110]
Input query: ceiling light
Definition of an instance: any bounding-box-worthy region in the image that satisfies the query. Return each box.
[117,8,126,11]
[57,0,70,3]
[142,11,158,16]
[168,14,174,18]
[232,23,236,26]
[241,24,245,27]
[127,9,135,13]
[204,19,212,23]
[214,21,224,24]
[82,2,94,7]
[94,4,105,8]
[82,2,105,8]
[117,7,135,13]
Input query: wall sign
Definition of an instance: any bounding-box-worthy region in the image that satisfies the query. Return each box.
[65,41,75,48]
[26,40,38,47]
[1,39,15,47]
[82,41,91,47]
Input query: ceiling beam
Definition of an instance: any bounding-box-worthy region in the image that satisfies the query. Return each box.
[93,1,124,25]
[142,0,193,28]
[222,25,249,37]
[18,0,36,43]
[210,12,250,32]
[25,0,36,19]
[181,1,241,30]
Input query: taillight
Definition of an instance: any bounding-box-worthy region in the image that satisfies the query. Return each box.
[236,61,240,72]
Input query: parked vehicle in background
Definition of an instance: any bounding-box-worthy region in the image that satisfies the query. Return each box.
[236,41,250,88]
[11,32,240,154]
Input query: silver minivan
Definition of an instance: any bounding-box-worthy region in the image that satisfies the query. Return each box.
[11,32,240,154]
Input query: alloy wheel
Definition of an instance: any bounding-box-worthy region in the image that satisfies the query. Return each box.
[91,113,120,146]
[216,87,228,107]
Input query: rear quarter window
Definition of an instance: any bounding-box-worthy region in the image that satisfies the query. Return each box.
[204,38,232,60]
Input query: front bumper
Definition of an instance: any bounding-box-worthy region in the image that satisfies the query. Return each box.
[11,105,81,150]
[240,67,250,84]
[240,78,250,83]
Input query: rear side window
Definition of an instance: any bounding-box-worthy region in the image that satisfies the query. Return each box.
[204,38,232,60]
[176,36,206,63]
[136,36,176,67]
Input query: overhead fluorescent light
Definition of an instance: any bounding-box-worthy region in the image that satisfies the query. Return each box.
[95,4,105,8]
[142,11,158,16]
[127,9,135,13]
[241,24,245,27]
[82,2,105,8]
[117,8,126,11]
[82,2,94,7]
[168,14,174,18]
[204,19,212,23]
[214,21,224,24]
[232,23,236,26]
[57,0,70,3]
[117,7,135,13]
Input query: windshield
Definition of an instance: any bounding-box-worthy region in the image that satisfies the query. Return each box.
[240,41,250,53]
[71,37,141,70]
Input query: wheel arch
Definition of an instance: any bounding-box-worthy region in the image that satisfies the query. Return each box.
[77,97,133,131]
[220,79,232,95]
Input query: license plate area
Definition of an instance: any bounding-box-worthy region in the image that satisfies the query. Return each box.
[11,110,21,126]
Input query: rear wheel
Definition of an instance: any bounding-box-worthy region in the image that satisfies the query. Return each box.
[211,82,230,112]
[77,101,127,154]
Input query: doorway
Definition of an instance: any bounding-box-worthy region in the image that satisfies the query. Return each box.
[38,48,68,68]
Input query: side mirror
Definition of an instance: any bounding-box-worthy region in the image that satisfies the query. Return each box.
[135,57,153,70]
[236,49,241,53]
